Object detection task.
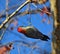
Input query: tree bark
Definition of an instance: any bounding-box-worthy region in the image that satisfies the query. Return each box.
[50,0,60,54]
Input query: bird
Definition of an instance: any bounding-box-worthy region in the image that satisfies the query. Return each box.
[17,26,50,41]
[0,43,13,54]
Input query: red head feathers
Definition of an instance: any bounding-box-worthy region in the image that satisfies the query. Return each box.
[17,27,26,34]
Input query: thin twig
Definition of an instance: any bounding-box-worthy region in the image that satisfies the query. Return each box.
[0,0,31,29]
[0,9,52,18]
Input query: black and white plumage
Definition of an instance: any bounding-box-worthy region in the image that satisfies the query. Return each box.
[17,26,50,41]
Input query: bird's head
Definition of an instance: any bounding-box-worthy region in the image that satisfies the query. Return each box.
[17,27,26,34]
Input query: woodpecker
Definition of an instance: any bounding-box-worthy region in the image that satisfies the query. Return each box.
[17,26,50,41]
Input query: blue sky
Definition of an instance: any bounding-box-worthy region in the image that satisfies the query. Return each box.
[0,0,53,54]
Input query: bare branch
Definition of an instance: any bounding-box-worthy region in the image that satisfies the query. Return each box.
[0,0,31,29]
[0,9,51,18]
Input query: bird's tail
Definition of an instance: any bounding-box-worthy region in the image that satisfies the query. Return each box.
[40,35,50,41]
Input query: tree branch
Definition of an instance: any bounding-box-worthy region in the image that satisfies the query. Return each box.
[0,0,31,29]
[0,9,51,18]
[0,0,51,29]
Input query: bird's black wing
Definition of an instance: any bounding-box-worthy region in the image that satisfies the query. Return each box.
[24,26,50,41]
[25,27,37,39]
[36,30,50,41]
